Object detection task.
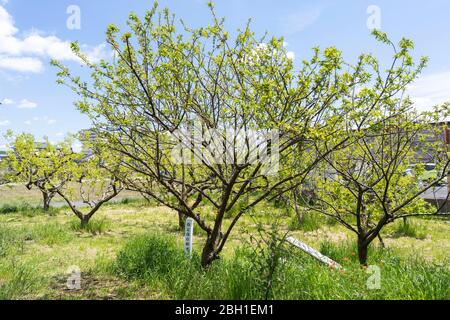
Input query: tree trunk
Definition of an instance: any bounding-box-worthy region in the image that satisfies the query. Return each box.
[80,215,91,228]
[402,217,408,226]
[42,192,54,211]
[201,232,221,268]
[178,210,186,230]
[293,190,303,224]
[377,233,385,248]
[357,236,368,266]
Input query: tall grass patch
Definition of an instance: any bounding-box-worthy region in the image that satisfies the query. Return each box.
[114,233,189,280]
[70,218,111,235]
[0,225,25,257]
[28,223,74,245]
[113,234,450,300]
[391,220,427,239]
[0,203,59,216]
[288,212,336,232]
[0,264,41,300]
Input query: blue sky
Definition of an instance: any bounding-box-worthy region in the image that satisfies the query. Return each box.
[1,0,449,148]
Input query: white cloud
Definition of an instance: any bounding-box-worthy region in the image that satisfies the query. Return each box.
[0,119,10,126]
[42,116,56,125]
[84,42,109,62]
[0,70,30,84]
[0,5,15,37]
[25,115,56,125]
[1,98,40,109]
[0,55,43,73]
[1,97,13,105]
[282,6,323,36]
[408,71,450,111]
[0,5,107,73]
[17,99,37,109]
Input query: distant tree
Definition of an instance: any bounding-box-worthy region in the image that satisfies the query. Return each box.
[301,34,450,265]
[51,3,414,267]
[54,137,124,226]
[6,133,78,211]
[0,155,9,186]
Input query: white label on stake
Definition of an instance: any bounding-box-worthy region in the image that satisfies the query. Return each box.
[184,218,194,257]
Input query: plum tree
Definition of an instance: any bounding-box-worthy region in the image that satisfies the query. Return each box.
[51,2,423,267]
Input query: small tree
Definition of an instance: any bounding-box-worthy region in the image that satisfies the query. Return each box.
[54,142,124,226]
[302,35,450,265]
[6,133,77,211]
[0,155,9,186]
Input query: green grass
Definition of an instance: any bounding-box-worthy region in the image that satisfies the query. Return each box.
[278,244,449,299]
[0,202,60,217]
[70,218,111,235]
[0,225,24,257]
[29,223,74,245]
[115,197,149,206]
[288,212,337,232]
[0,263,41,300]
[114,233,188,279]
[289,214,324,231]
[112,234,450,300]
[0,203,32,214]
[0,191,448,300]
[113,234,265,299]
[1,222,72,257]
[391,220,427,239]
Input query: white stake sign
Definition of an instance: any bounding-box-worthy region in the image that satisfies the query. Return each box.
[286,237,343,270]
[184,218,194,257]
